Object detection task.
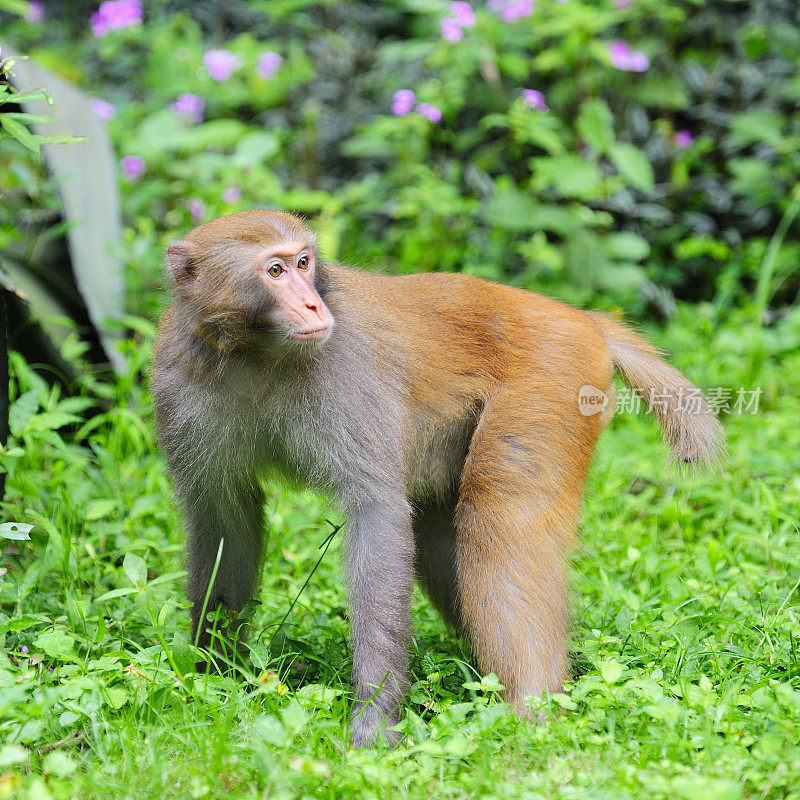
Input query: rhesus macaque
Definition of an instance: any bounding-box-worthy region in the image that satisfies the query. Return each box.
[152,210,724,747]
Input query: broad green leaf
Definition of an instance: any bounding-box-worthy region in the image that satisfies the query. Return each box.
[729,110,786,147]
[609,143,654,193]
[252,714,287,747]
[58,710,81,728]
[26,412,81,432]
[0,114,38,151]
[104,687,129,710]
[35,628,77,660]
[95,588,138,602]
[532,154,604,199]
[54,397,96,415]
[551,692,578,710]
[18,719,43,743]
[9,389,40,435]
[504,106,566,155]
[233,131,280,167]
[296,683,341,710]
[3,88,51,105]
[0,745,28,767]
[170,631,195,676]
[527,205,582,236]
[577,98,614,155]
[675,235,730,261]
[8,58,126,372]
[147,570,187,588]
[84,499,117,521]
[606,231,651,261]
[281,700,308,734]
[1,614,42,632]
[483,188,539,232]
[42,751,77,778]
[601,659,624,684]
[123,553,147,587]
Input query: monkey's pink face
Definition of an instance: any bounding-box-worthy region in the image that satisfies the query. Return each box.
[255,241,333,342]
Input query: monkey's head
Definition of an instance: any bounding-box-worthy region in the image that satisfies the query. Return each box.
[166,210,333,351]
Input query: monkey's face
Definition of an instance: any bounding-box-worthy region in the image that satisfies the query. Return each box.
[166,212,334,351]
[251,240,333,342]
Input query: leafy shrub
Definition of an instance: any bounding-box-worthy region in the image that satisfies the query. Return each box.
[3,0,799,320]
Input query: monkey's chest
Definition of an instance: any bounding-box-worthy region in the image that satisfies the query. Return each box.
[247,382,406,501]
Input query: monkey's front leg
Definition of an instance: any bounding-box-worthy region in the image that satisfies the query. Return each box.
[180,478,265,664]
[346,500,415,747]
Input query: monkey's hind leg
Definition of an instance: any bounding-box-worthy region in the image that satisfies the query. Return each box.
[454,388,598,715]
[412,496,462,628]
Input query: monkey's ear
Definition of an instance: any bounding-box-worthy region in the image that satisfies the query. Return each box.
[166,240,198,286]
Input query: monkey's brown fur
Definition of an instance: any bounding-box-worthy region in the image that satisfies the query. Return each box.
[152,210,724,747]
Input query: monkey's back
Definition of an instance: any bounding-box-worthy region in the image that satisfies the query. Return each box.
[325,265,614,395]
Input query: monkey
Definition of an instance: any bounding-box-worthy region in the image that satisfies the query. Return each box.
[151,210,724,748]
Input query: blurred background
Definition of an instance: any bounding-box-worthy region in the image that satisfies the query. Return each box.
[2,0,799,353]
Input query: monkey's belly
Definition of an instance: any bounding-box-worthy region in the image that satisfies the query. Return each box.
[405,416,475,504]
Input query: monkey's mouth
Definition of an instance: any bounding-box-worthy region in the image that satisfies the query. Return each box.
[292,325,331,341]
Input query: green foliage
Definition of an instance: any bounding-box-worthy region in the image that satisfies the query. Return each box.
[0,55,84,151]
[4,0,799,317]
[0,306,799,797]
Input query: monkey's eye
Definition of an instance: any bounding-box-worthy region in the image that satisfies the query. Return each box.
[267,263,283,278]
[297,254,310,270]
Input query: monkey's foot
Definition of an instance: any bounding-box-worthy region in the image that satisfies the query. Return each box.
[193,640,250,676]
[349,705,403,749]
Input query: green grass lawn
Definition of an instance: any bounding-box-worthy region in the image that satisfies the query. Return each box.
[1,308,799,799]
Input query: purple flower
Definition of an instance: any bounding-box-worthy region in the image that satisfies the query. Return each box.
[451,2,476,27]
[171,92,205,124]
[521,89,548,111]
[25,1,44,23]
[90,98,117,121]
[417,102,442,123]
[613,0,634,8]
[441,17,464,42]
[222,186,243,204]
[120,155,146,182]
[188,199,206,224]
[20,645,29,654]
[494,0,534,23]
[609,40,649,72]
[673,130,694,148]
[90,0,142,38]
[203,49,242,82]
[256,51,283,80]
[391,89,416,116]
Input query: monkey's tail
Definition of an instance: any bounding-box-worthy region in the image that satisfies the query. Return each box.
[591,313,726,465]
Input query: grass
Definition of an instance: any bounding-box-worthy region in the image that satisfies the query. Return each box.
[1,305,799,799]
